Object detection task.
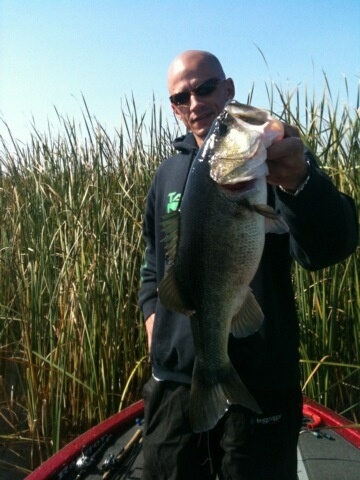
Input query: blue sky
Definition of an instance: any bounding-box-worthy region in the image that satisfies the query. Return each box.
[0,0,359,143]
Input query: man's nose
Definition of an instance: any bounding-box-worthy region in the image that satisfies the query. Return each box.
[189,92,203,110]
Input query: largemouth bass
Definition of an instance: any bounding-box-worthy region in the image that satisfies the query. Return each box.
[158,100,288,433]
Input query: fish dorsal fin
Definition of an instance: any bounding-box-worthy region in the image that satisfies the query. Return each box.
[158,266,195,317]
[252,204,289,234]
[161,210,181,264]
[159,210,195,316]
[231,288,264,338]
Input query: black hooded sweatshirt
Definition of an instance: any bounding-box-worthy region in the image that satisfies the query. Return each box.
[138,133,358,390]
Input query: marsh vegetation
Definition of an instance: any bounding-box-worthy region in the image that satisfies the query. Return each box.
[0,82,359,474]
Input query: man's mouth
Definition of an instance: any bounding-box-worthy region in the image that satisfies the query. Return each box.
[192,113,212,125]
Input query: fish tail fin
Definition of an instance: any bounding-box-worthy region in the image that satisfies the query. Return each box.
[189,359,262,433]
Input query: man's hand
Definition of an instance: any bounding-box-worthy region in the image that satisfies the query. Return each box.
[145,313,155,353]
[266,123,309,192]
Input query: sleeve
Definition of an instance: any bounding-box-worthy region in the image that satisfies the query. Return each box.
[276,150,358,270]
[138,180,158,321]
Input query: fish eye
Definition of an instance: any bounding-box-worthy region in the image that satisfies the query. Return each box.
[218,122,228,136]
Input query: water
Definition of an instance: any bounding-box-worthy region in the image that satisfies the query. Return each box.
[0,441,29,480]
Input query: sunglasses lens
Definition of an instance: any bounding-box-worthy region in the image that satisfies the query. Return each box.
[170,78,223,105]
[170,92,190,106]
[194,79,218,97]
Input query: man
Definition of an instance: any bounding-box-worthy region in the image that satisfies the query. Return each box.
[138,50,358,480]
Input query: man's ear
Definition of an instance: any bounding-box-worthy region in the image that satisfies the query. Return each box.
[225,78,235,100]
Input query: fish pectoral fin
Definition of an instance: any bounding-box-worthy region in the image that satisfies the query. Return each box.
[264,214,289,234]
[231,288,264,338]
[158,266,195,316]
[252,204,289,234]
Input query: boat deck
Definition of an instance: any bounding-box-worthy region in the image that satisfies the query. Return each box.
[298,427,360,480]
[53,420,360,480]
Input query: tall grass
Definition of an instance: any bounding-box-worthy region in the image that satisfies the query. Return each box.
[266,78,360,421]
[0,97,180,465]
[0,80,358,472]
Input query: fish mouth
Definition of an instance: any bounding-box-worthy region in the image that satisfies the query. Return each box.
[219,179,256,194]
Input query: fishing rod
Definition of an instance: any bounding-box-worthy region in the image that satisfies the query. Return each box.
[101,419,143,479]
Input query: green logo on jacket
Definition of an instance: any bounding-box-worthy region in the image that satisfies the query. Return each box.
[167,192,181,213]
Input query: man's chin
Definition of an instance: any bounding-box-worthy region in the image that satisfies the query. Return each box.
[192,120,213,139]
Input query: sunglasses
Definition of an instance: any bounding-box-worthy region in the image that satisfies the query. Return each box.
[169,77,225,106]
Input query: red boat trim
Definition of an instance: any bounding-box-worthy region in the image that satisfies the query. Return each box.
[26,397,360,478]
[302,404,321,429]
[303,397,360,448]
[25,400,144,480]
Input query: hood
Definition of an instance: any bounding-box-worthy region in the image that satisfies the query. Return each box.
[173,132,198,155]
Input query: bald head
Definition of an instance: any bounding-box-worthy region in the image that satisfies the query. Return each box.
[167,50,226,90]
